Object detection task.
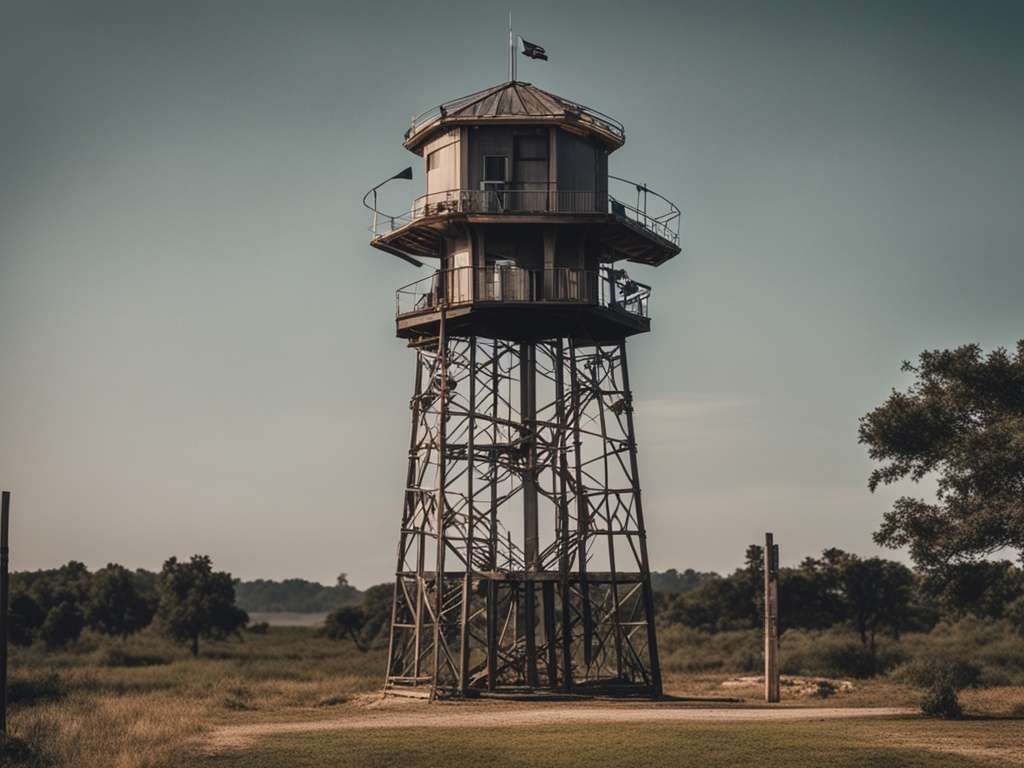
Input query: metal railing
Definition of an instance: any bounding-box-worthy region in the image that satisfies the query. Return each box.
[412,186,603,219]
[395,266,651,320]
[368,179,680,247]
[608,175,681,245]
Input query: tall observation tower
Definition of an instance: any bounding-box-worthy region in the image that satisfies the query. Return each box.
[364,76,681,699]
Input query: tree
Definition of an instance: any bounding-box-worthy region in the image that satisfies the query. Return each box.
[927,560,1024,620]
[87,564,156,639]
[156,555,248,656]
[39,600,85,649]
[839,557,915,650]
[324,605,367,649]
[859,342,1024,574]
[14,560,92,648]
[8,590,45,646]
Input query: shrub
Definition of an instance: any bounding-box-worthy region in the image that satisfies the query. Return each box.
[8,672,65,705]
[0,734,38,767]
[324,606,367,649]
[246,621,270,635]
[658,626,760,673]
[894,657,981,719]
[779,629,904,678]
[95,646,169,668]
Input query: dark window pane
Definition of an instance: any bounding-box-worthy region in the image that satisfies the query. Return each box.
[484,156,507,182]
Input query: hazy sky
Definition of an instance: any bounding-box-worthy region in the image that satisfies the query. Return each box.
[2,1,1021,587]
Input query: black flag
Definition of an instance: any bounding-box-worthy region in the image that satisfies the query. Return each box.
[519,37,548,61]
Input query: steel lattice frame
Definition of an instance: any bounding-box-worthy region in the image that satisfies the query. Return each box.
[384,323,661,699]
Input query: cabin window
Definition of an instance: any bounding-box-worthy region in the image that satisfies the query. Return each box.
[426,149,441,171]
[483,155,508,183]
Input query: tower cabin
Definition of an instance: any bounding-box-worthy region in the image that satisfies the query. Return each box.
[367,80,681,344]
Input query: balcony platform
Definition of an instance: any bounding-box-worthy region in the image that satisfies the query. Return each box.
[395,266,652,344]
[397,302,650,344]
[368,182,681,268]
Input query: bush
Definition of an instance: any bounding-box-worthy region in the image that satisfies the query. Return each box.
[247,621,270,635]
[0,734,39,767]
[8,672,65,705]
[893,657,981,719]
[95,646,169,668]
[324,606,366,649]
[779,629,904,678]
[658,626,760,673]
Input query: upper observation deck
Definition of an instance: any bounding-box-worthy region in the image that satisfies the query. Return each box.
[364,79,683,342]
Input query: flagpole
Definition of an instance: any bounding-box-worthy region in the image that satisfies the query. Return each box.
[508,12,514,82]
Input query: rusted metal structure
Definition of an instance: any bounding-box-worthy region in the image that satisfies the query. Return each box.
[364,79,681,699]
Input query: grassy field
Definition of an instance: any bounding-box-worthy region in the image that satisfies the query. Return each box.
[192,719,1024,768]
[5,627,1024,768]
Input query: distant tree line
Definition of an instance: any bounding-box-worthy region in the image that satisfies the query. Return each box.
[319,552,1024,655]
[234,573,362,613]
[10,555,248,655]
[657,547,1023,644]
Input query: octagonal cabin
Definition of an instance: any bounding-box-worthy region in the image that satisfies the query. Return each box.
[367,81,681,343]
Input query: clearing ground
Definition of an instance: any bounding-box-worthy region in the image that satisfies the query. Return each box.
[207,698,915,750]
[199,696,1024,768]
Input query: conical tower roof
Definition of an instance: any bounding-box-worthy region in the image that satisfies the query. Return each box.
[404,81,625,154]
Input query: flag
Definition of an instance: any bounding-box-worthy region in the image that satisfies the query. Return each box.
[518,37,548,61]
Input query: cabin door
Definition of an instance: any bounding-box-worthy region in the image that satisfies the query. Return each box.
[513,135,549,212]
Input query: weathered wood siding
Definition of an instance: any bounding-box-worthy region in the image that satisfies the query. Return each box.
[424,128,460,197]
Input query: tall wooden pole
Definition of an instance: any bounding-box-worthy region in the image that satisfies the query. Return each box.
[1,491,10,733]
[763,532,780,703]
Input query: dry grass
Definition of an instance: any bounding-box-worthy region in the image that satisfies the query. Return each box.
[7,628,382,767]
[7,627,1024,767]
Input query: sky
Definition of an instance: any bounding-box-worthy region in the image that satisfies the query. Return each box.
[1,0,1022,587]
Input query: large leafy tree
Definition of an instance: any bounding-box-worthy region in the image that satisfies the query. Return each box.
[87,564,156,639]
[859,342,1024,572]
[156,555,248,656]
[14,560,91,648]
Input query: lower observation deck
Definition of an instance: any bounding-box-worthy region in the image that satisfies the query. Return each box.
[395,266,651,343]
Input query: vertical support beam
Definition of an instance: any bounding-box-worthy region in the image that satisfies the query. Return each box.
[592,349,625,680]
[429,313,449,699]
[458,338,477,693]
[568,341,593,667]
[520,342,540,688]
[386,354,424,688]
[542,581,558,687]
[764,532,780,703]
[0,491,8,734]
[618,341,663,695]
[486,579,497,691]
[521,342,539,566]
[542,227,557,296]
[554,339,574,691]
[486,340,499,691]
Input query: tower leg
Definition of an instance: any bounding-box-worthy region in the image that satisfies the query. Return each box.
[385,336,660,698]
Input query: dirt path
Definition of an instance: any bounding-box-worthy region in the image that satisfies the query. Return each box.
[206,699,916,752]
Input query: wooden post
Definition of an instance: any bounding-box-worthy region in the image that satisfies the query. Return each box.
[763,532,780,703]
[1,491,10,733]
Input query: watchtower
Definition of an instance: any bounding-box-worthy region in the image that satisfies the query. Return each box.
[364,79,681,699]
